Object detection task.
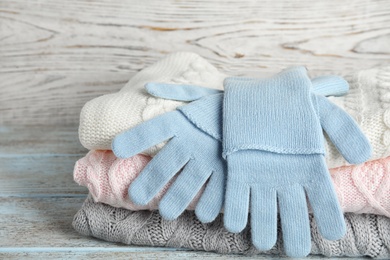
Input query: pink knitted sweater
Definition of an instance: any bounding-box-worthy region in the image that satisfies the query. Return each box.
[74,150,390,217]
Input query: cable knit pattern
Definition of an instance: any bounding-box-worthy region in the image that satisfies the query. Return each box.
[78,51,390,168]
[78,52,226,155]
[74,150,390,218]
[73,150,202,211]
[72,196,390,258]
[326,66,390,168]
[332,157,390,217]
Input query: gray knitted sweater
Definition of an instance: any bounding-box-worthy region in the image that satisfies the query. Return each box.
[73,196,390,258]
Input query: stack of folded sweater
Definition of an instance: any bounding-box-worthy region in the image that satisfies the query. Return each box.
[72,52,390,258]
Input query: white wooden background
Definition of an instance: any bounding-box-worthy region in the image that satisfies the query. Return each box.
[1,0,389,259]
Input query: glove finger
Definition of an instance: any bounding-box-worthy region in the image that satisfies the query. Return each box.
[250,187,277,251]
[317,95,372,164]
[112,111,183,159]
[128,138,190,206]
[159,160,211,220]
[305,175,346,240]
[311,75,349,97]
[278,185,311,258]
[195,167,225,223]
[223,181,250,233]
[146,82,222,101]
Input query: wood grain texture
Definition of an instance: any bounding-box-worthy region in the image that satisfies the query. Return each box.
[0,126,88,196]
[0,125,87,155]
[0,197,94,247]
[0,251,286,260]
[1,1,389,258]
[1,0,389,125]
[0,156,87,196]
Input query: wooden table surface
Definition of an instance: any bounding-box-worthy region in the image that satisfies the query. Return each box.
[1,0,389,259]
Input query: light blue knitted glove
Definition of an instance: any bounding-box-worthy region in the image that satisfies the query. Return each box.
[112,94,225,223]
[221,67,371,257]
[143,69,371,258]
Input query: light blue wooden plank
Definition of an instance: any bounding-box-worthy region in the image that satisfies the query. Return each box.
[0,156,87,196]
[0,251,292,260]
[0,125,87,155]
[0,247,183,253]
[0,194,87,198]
[0,154,85,159]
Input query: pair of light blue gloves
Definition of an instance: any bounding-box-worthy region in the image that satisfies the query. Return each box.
[112,67,372,257]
